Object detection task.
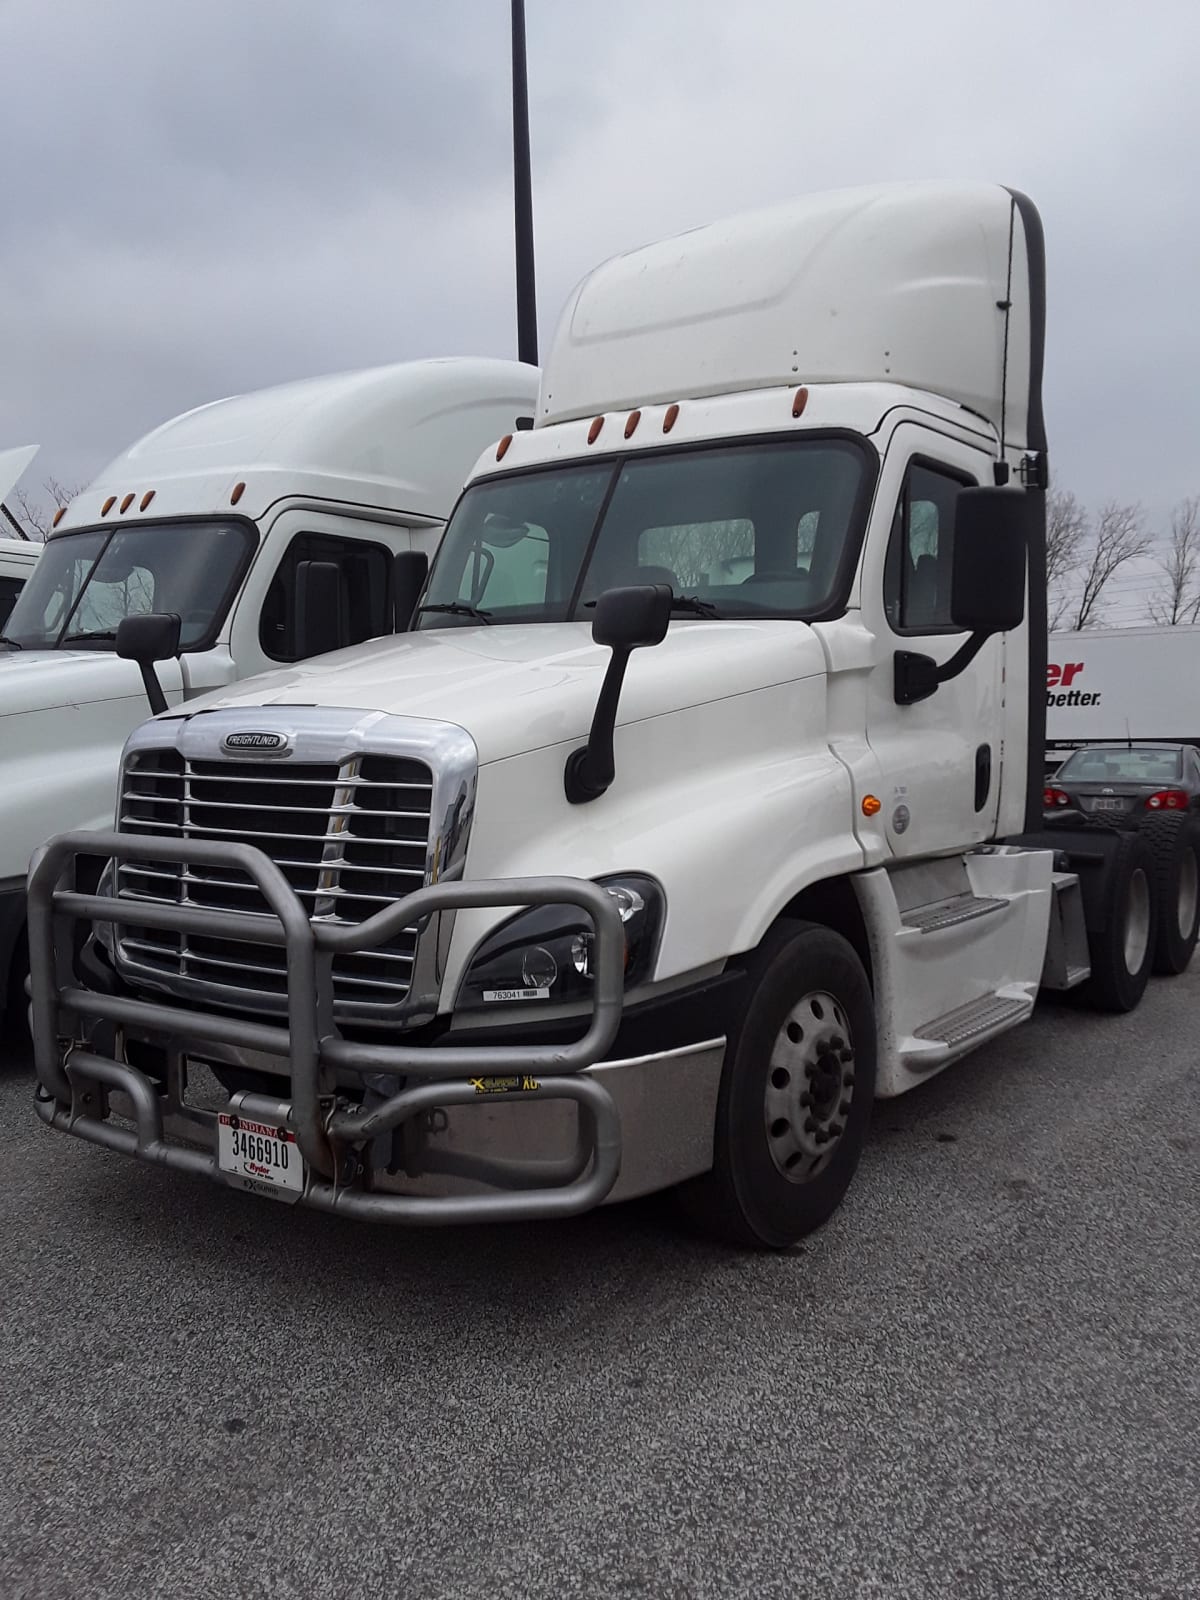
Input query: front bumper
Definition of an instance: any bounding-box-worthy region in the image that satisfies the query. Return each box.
[28,831,724,1224]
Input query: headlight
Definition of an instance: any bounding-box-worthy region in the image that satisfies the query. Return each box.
[93,859,118,956]
[456,874,663,1012]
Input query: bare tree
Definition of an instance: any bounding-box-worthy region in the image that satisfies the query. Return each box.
[1068,502,1149,630]
[9,477,81,542]
[1144,495,1200,625]
[1046,488,1088,629]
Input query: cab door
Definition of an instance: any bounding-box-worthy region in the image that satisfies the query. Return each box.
[860,425,1004,859]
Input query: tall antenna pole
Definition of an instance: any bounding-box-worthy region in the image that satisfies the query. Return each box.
[511,0,538,367]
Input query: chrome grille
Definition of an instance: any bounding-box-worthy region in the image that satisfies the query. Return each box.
[114,749,434,1013]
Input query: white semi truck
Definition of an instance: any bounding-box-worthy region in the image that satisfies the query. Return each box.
[28,183,1195,1248]
[0,359,539,1028]
[1047,624,1200,768]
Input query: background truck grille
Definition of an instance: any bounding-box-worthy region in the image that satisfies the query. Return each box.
[114,749,434,1012]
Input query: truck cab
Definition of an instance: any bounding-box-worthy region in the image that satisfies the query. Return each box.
[29,184,1190,1247]
[0,358,538,1026]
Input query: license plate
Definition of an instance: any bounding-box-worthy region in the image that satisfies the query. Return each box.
[217,1112,305,1203]
[1091,797,1126,812]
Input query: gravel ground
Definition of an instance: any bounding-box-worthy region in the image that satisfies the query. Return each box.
[0,972,1197,1600]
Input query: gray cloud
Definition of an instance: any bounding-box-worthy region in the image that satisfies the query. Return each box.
[2,0,1196,548]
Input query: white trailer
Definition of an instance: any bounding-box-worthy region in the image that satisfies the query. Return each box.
[1047,624,1200,768]
[0,359,538,1027]
[28,184,1198,1248]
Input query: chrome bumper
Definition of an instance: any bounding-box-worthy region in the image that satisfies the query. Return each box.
[28,831,722,1223]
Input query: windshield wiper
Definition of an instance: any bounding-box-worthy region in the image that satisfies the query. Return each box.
[60,628,119,645]
[0,635,21,651]
[583,591,721,618]
[414,602,493,625]
[669,593,720,618]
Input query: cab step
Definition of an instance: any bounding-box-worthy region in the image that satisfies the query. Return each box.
[913,991,1032,1054]
[900,893,1007,935]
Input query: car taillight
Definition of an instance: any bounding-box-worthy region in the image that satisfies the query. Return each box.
[1044,787,1070,807]
[1147,790,1189,810]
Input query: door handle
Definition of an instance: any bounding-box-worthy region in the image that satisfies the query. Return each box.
[974,743,992,813]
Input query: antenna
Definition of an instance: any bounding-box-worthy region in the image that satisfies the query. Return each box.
[511,0,538,367]
[1125,718,1132,750]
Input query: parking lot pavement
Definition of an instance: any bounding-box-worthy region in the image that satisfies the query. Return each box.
[0,972,1197,1600]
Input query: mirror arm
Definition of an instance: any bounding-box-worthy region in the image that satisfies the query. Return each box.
[894,630,990,707]
[138,662,168,717]
[564,647,633,804]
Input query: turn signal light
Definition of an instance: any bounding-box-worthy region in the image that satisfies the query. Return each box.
[1044,787,1070,808]
[861,794,881,816]
[1147,790,1188,810]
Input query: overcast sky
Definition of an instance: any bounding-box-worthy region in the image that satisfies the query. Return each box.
[3,0,1196,616]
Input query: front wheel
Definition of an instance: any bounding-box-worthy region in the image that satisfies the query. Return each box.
[675,921,876,1249]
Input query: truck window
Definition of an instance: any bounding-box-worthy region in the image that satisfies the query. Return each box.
[4,521,256,651]
[883,462,975,633]
[260,533,392,662]
[418,440,871,627]
[0,575,22,629]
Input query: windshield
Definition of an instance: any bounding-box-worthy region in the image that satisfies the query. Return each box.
[1,519,257,651]
[415,437,871,628]
[1058,747,1183,783]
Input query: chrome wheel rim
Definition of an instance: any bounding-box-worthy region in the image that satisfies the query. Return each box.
[763,990,854,1183]
[1178,848,1199,940]
[1124,867,1151,974]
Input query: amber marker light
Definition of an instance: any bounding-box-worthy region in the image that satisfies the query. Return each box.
[140,490,155,511]
[587,416,605,444]
[792,386,809,418]
[862,795,882,816]
[230,481,246,505]
[496,434,513,460]
[101,496,116,516]
[624,410,641,439]
[663,403,680,433]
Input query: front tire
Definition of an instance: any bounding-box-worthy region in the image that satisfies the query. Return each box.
[676,921,876,1249]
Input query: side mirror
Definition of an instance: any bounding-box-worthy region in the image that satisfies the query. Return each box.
[592,584,673,652]
[116,612,182,716]
[564,585,672,805]
[393,550,429,632]
[895,488,1035,706]
[294,559,346,658]
[949,486,1031,634]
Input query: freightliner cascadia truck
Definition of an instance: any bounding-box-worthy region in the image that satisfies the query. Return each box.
[27,183,1197,1248]
[0,359,538,1031]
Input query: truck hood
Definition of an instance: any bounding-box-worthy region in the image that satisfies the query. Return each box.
[173,621,827,764]
[0,648,147,718]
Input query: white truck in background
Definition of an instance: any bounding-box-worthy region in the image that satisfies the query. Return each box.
[0,445,43,627]
[1047,624,1200,770]
[30,183,1200,1248]
[0,358,539,1029]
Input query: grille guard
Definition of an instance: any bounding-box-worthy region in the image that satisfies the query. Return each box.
[28,831,627,1224]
